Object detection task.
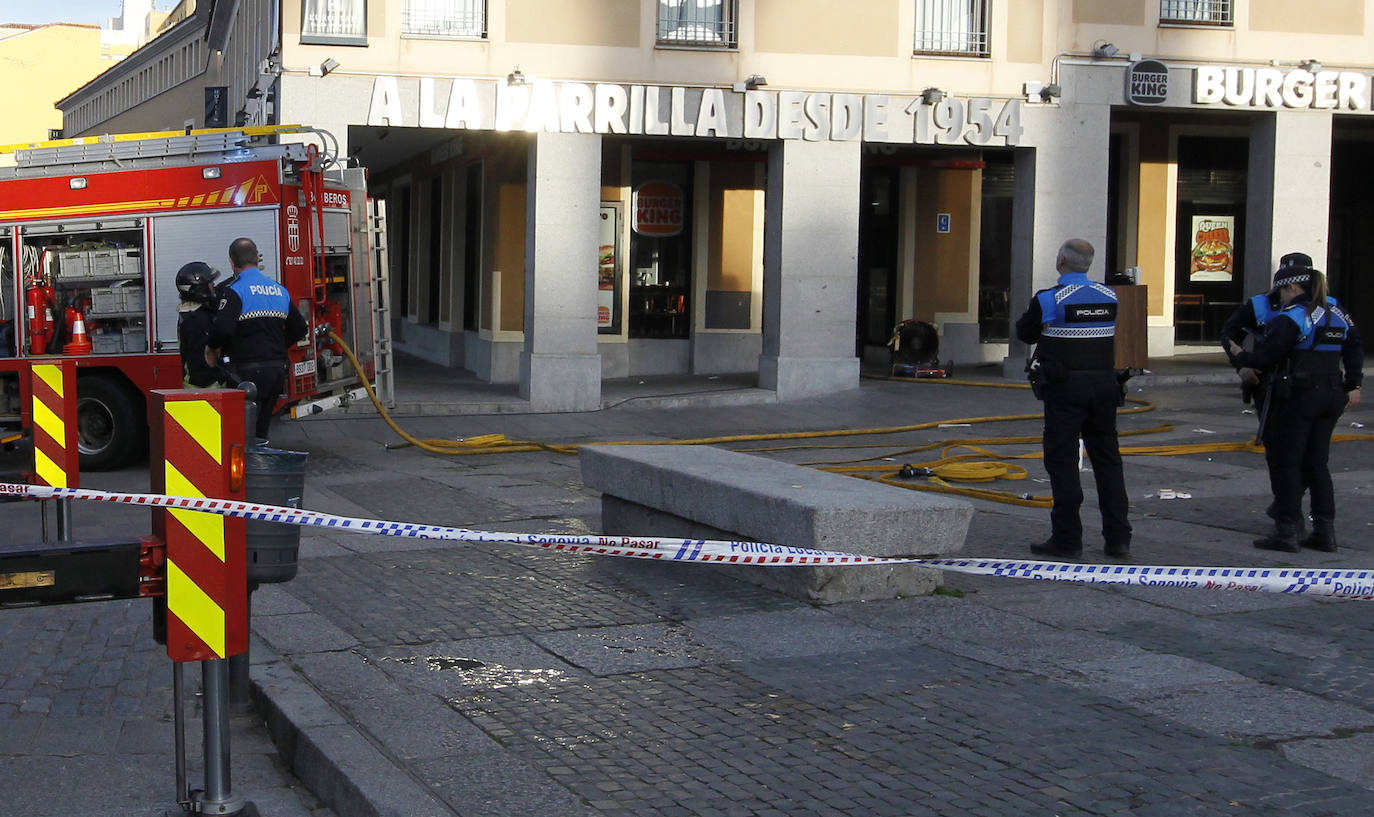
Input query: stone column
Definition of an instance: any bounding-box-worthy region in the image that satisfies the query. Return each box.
[520,131,602,410]
[758,139,861,399]
[1245,111,1333,294]
[1002,102,1112,377]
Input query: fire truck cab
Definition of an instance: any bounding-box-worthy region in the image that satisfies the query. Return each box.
[0,126,381,469]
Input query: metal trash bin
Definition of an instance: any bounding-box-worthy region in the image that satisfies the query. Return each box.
[244,444,308,585]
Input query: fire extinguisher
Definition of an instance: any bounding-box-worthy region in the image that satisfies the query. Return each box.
[25,276,55,355]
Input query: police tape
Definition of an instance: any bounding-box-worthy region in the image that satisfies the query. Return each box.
[8,482,1373,600]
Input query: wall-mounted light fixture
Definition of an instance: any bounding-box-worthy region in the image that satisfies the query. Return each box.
[921,87,945,105]
[1092,40,1119,59]
[1039,83,1062,102]
[1300,58,1323,73]
[507,66,526,86]
[1023,80,1043,101]
[745,73,767,90]
[309,58,340,77]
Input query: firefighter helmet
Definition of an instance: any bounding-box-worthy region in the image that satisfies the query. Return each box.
[175,261,219,304]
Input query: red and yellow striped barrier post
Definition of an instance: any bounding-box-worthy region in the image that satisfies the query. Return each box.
[27,361,78,541]
[150,389,248,663]
[152,388,250,813]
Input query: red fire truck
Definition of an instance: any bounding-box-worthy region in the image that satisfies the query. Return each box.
[0,125,383,469]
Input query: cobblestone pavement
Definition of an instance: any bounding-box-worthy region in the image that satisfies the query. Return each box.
[8,366,1374,815]
[0,589,332,816]
[250,373,1374,817]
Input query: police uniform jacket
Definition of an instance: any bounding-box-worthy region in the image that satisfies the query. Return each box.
[1234,296,1364,392]
[209,267,308,366]
[1015,272,1119,373]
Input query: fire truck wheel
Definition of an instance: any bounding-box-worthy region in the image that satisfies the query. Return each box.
[76,375,146,471]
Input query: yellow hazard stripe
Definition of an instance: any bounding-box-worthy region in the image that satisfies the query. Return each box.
[0,199,178,221]
[33,447,66,489]
[166,560,227,659]
[165,400,222,464]
[165,462,225,562]
[33,364,64,398]
[31,396,65,450]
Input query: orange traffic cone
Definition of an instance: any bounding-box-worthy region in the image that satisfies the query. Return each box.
[63,306,92,355]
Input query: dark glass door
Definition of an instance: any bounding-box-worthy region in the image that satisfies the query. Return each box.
[857,167,899,353]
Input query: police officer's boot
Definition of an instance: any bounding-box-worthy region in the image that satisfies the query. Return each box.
[1266,502,1307,539]
[1301,517,1338,552]
[1254,519,1301,553]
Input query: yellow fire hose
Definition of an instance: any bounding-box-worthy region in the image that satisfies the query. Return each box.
[329,331,1374,508]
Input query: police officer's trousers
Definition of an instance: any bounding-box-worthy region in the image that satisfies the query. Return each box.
[234,362,288,442]
[1261,382,1347,524]
[1041,372,1132,547]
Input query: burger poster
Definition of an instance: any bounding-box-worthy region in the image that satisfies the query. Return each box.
[1189,216,1235,282]
[597,204,621,331]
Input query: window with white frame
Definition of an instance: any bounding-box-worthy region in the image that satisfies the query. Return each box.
[914,0,990,57]
[301,0,368,46]
[657,0,736,48]
[1160,0,1232,25]
[404,0,485,38]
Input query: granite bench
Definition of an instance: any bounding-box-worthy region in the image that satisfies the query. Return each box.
[579,444,972,603]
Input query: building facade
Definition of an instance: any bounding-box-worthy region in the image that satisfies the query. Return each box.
[57,0,1374,408]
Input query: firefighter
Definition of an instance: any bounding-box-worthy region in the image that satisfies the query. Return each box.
[1016,238,1131,560]
[1228,266,1363,552]
[209,237,307,441]
[175,262,230,389]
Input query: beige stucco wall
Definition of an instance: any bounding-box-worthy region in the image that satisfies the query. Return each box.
[1073,0,1146,26]
[1250,0,1363,33]
[0,25,111,146]
[62,1,1374,140]
[754,0,898,57]
[506,0,640,47]
[1005,1,1046,65]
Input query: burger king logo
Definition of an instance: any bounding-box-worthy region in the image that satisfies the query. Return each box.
[633,181,683,237]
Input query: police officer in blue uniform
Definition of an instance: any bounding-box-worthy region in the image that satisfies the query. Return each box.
[1016,238,1132,560]
[209,237,308,441]
[1229,265,1363,552]
[1221,252,1314,406]
[1221,252,1327,531]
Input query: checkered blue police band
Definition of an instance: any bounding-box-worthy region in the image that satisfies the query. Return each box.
[1273,271,1312,289]
[1041,324,1116,338]
[239,308,288,320]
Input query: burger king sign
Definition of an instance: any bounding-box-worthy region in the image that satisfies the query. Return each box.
[633,181,684,237]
